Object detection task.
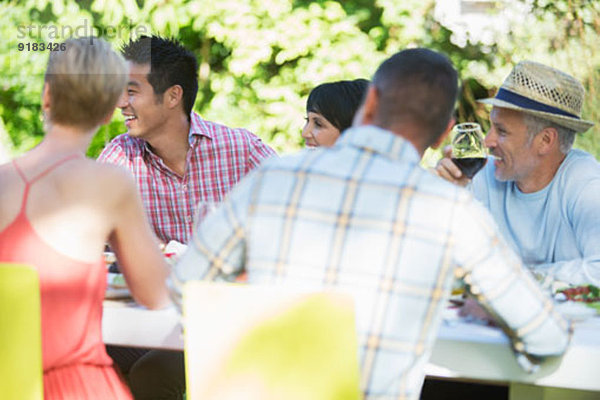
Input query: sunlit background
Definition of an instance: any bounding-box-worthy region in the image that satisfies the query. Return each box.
[1,0,599,164]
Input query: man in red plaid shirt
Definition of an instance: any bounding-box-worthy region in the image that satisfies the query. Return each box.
[98,36,276,245]
[98,35,275,399]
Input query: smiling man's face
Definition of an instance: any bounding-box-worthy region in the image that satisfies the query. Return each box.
[484,107,539,184]
[117,62,169,141]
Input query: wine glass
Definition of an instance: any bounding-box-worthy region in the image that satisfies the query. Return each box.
[451,122,487,179]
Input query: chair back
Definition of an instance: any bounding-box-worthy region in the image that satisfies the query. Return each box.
[183,282,361,400]
[0,263,44,400]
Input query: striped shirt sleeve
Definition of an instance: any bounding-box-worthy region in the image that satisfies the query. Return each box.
[452,196,570,356]
[169,172,255,310]
[245,132,277,173]
[97,140,128,168]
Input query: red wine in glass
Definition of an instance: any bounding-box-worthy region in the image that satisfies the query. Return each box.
[451,157,487,179]
[451,122,487,179]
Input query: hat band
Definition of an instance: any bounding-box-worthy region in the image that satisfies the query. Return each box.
[495,88,579,119]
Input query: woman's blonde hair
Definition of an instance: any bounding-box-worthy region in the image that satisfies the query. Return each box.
[44,37,127,130]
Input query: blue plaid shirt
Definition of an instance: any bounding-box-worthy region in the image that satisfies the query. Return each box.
[172,125,569,399]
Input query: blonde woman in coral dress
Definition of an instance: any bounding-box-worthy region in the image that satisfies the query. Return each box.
[0,37,170,399]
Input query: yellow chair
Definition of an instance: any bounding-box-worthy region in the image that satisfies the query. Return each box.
[183,283,361,400]
[0,263,44,400]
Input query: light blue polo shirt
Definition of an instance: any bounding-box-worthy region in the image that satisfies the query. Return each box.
[472,149,600,285]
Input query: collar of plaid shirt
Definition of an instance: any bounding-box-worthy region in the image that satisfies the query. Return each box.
[111,112,275,243]
[337,125,420,164]
[141,113,214,157]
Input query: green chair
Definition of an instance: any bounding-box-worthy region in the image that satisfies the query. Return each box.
[183,282,361,400]
[0,263,44,400]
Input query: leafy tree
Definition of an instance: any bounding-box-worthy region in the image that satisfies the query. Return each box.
[520,0,600,158]
[1,0,599,160]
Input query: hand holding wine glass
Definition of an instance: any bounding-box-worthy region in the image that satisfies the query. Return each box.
[451,122,487,179]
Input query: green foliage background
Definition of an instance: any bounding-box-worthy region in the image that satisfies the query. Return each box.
[1,0,599,161]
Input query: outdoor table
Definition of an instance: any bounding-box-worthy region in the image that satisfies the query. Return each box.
[425,311,600,399]
[102,299,182,350]
[102,299,600,400]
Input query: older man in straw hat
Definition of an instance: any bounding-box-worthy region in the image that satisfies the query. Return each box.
[436,61,600,287]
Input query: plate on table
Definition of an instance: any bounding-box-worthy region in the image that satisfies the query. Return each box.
[107,272,127,289]
[106,272,131,299]
[554,284,600,320]
[554,301,597,321]
[105,287,131,299]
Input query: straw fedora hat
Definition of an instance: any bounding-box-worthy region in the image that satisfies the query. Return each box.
[478,61,594,133]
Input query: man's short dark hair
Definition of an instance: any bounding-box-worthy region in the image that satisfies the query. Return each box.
[306,79,369,133]
[372,48,458,147]
[121,35,198,119]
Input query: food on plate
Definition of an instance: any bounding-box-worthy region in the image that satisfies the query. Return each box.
[556,284,600,303]
[103,251,116,265]
[555,284,600,315]
[107,273,127,289]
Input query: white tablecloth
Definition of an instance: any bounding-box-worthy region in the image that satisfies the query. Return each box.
[102,300,600,396]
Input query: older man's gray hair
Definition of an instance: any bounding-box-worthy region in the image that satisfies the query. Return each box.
[523,113,576,154]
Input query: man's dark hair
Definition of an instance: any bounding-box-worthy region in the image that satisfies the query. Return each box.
[121,35,198,119]
[306,79,369,133]
[372,48,458,147]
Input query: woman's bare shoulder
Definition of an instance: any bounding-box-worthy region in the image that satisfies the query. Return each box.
[63,159,139,204]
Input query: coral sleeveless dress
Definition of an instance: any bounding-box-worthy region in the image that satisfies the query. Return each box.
[0,156,132,399]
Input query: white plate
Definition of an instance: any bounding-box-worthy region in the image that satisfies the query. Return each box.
[105,287,131,299]
[107,272,127,289]
[555,301,597,321]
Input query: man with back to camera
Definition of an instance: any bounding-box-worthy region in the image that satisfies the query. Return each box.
[98,35,276,399]
[436,61,600,287]
[170,48,569,400]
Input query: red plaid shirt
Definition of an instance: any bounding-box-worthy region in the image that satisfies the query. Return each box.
[97,112,276,244]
